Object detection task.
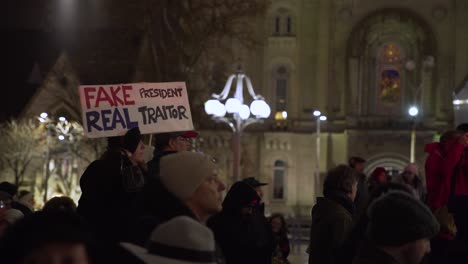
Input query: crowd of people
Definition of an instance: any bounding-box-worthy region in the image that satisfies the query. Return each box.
[308,123,468,264]
[0,123,466,264]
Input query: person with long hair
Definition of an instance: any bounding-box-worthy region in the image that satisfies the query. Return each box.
[77,127,147,242]
[270,213,290,264]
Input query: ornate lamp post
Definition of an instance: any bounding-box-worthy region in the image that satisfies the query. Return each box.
[204,69,270,182]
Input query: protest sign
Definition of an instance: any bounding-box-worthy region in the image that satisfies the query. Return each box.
[79,82,194,138]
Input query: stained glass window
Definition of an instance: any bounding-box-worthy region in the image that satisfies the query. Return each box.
[378,43,402,105]
[379,69,401,105]
[379,43,401,64]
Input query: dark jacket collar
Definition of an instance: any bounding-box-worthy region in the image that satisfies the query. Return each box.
[325,191,356,217]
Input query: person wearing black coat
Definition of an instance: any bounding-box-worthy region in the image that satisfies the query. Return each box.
[308,165,358,264]
[208,181,275,264]
[77,127,147,243]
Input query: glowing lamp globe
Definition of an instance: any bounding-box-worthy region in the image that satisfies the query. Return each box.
[282,111,288,119]
[250,100,265,116]
[259,101,271,118]
[212,100,227,117]
[408,106,419,117]
[204,99,220,115]
[239,104,251,120]
[225,98,241,113]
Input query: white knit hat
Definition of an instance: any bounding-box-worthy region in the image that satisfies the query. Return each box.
[121,216,217,264]
[159,151,217,201]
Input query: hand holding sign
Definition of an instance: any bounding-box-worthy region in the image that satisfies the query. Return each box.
[79,82,194,138]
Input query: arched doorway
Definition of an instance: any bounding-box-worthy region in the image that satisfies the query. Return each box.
[365,153,409,179]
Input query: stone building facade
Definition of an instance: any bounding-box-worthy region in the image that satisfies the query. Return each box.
[196,0,468,215]
[7,0,468,215]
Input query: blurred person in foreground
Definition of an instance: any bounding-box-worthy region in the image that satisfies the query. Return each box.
[122,216,218,264]
[0,211,94,264]
[353,191,439,264]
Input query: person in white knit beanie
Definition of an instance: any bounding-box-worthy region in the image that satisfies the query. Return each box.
[159,151,226,223]
[122,216,218,264]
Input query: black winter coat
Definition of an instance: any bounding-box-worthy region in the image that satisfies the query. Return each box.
[77,151,146,242]
[308,194,355,264]
[208,182,275,264]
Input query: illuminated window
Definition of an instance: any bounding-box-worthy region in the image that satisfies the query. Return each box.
[380,43,401,64]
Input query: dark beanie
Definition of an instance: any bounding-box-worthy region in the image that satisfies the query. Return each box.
[0,182,18,197]
[367,191,439,246]
[123,127,142,153]
[107,136,123,151]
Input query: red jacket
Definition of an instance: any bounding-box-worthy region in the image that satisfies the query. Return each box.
[442,143,468,203]
[425,142,446,210]
[425,141,468,209]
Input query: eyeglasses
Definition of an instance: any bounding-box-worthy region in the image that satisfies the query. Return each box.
[176,137,191,142]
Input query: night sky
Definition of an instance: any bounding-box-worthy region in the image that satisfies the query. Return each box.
[4,1,145,122]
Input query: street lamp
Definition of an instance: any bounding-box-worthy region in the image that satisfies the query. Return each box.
[204,69,270,182]
[38,113,77,202]
[313,110,326,197]
[408,106,419,163]
[38,112,54,203]
[405,56,434,163]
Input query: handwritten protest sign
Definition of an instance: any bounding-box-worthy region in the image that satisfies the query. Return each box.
[79,82,194,138]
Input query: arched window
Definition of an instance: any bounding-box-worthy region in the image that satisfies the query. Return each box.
[377,43,403,107]
[272,9,294,36]
[275,16,280,34]
[275,66,288,113]
[273,160,286,200]
[286,16,292,34]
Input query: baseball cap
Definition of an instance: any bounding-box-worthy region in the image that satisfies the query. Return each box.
[242,177,268,188]
[154,131,199,149]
